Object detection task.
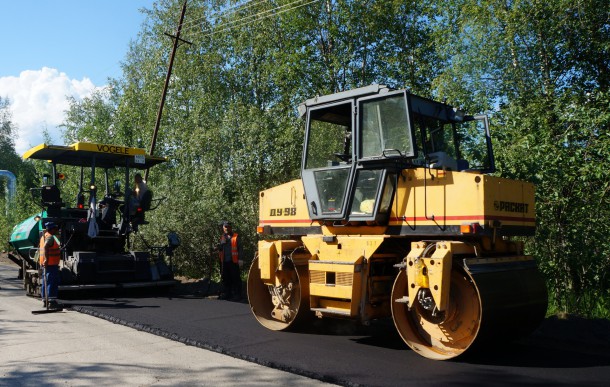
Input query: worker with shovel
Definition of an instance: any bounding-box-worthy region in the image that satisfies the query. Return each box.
[39,222,61,310]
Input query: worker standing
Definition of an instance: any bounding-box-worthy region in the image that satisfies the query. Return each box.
[218,221,242,300]
[39,222,61,308]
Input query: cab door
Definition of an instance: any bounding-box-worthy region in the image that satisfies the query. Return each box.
[348,90,416,223]
[301,100,355,220]
[454,114,495,173]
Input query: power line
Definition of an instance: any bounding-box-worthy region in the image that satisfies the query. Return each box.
[204,0,311,32]
[176,0,320,39]
[198,0,320,39]
[179,0,267,33]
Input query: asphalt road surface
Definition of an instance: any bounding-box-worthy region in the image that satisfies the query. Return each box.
[3,264,610,386]
[0,264,334,387]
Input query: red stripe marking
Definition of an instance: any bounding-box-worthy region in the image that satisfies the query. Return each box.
[259,219,312,224]
[389,215,536,223]
[259,215,535,225]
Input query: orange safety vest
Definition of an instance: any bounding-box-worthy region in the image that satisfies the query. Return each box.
[219,233,239,264]
[39,232,61,266]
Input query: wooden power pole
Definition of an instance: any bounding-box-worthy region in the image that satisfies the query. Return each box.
[145,0,191,182]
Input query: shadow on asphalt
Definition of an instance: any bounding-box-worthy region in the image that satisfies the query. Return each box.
[291,313,610,368]
[458,338,610,368]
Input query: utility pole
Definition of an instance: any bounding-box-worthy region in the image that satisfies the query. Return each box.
[145,0,191,182]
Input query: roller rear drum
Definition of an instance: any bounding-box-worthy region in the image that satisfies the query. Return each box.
[391,259,547,360]
[247,257,310,331]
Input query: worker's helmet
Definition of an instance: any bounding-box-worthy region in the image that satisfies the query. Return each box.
[44,221,58,230]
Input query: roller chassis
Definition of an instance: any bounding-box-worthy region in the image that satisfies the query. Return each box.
[249,236,546,359]
[248,85,548,360]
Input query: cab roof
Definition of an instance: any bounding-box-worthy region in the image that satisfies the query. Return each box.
[298,84,390,117]
[23,142,167,169]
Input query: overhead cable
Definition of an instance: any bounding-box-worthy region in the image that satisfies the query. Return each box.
[199,0,320,39]
[178,0,266,32]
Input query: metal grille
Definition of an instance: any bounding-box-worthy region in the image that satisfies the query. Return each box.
[336,272,353,286]
[310,270,353,286]
[310,270,325,284]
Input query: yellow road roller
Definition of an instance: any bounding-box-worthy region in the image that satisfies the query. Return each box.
[247,84,547,360]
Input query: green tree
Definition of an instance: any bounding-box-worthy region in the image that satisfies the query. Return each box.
[0,97,39,250]
[0,97,23,177]
[430,0,610,317]
[63,88,117,145]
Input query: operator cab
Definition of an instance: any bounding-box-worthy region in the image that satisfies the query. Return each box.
[300,85,495,223]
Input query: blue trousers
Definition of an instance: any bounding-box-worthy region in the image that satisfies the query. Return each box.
[41,265,59,301]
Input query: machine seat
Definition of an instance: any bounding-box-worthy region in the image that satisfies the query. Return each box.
[41,185,65,207]
[140,190,153,211]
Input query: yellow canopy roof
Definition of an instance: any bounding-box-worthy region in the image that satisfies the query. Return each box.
[23,142,167,169]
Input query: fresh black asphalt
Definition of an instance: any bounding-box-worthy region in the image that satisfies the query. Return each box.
[63,286,610,386]
[2,262,609,386]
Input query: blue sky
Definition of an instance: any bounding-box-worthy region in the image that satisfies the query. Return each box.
[0,0,154,85]
[0,0,156,154]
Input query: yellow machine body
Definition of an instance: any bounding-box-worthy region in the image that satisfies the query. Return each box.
[254,169,541,325]
[258,169,536,237]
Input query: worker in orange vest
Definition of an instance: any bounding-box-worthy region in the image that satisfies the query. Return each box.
[217,221,242,300]
[39,221,61,308]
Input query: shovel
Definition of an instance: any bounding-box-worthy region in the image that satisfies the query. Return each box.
[32,266,63,314]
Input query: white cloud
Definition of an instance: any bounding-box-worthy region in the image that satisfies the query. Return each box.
[0,67,99,155]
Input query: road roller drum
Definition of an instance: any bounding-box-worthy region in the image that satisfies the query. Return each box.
[391,255,547,359]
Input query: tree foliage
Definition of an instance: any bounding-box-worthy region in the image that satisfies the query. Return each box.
[0,97,23,177]
[5,0,606,316]
[0,97,39,248]
[434,0,610,316]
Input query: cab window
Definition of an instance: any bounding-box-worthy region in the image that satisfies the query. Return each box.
[360,94,414,158]
[305,103,352,169]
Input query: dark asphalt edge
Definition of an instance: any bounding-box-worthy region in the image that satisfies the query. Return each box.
[69,305,363,387]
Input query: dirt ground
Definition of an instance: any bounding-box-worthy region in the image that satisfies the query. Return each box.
[0,251,21,268]
[172,275,225,298]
